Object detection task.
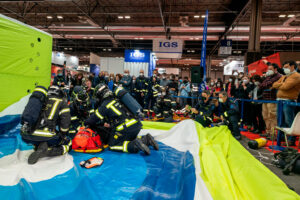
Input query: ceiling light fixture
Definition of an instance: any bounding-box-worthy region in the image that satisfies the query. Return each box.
[288,14,295,18]
[134,37,139,40]
[125,16,131,19]
[189,37,194,40]
[191,50,195,53]
[47,16,53,19]
[69,48,72,50]
[194,15,200,18]
[108,49,112,51]
[83,36,87,39]
[201,15,206,18]
[57,15,63,19]
[195,38,199,40]
[118,16,124,19]
[89,36,94,39]
[279,14,286,18]
[139,38,144,40]
[103,49,107,51]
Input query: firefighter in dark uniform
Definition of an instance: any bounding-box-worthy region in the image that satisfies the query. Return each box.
[188,90,215,127]
[69,86,94,138]
[85,84,159,155]
[144,76,161,118]
[20,86,72,164]
[53,69,66,87]
[216,91,242,140]
[154,87,177,122]
[134,69,148,108]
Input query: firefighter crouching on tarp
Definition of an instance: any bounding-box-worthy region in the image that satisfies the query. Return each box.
[186,90,215,127]
[153,87,177,122]
[215,91,242,140]
[85,84,159,155]
[69,86,94,138]
[20,86,72,164]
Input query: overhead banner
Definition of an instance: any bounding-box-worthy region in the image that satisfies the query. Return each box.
[125,49,150,63]
[153,39,183,58]
[218,40,232,56]
[200,10,209,81]
[224,61,244,75]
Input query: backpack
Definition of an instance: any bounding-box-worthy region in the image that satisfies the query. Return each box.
[72,127,104,153]
[274,147,300,175]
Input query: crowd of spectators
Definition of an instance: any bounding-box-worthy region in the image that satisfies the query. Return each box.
[52,60,300,145]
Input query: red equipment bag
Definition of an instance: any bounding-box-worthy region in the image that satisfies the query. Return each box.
[72,127,104,153]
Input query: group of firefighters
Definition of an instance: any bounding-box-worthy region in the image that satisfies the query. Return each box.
[20,80,241,164]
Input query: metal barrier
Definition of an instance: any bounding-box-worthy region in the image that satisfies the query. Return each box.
[172,95,300,150]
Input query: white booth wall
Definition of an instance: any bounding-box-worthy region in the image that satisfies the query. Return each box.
[124,62,149,77]
[100,57,124,75]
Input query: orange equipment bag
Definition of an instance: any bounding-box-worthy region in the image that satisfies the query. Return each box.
[72,127,104,153]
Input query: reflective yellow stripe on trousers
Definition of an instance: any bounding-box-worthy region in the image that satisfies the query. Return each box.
[116,119,138,131]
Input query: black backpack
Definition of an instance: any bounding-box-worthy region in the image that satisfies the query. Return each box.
[274,147,300,175]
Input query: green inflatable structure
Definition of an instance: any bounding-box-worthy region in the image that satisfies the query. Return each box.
[0,14,52,112]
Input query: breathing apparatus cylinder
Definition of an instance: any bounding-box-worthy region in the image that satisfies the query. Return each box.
[248,138,267,149]
[113,86,142,116]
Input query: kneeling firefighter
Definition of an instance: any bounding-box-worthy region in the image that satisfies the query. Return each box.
[69,86,94,138]
[154,87,177,122]
[21,86,72,164]
[85,84,158,155]
[190,90,215,127]
[216,91,242,140]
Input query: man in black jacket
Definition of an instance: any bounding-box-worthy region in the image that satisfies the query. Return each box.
[215,91,242,140]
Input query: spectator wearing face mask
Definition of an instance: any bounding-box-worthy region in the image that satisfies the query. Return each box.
[152,69,160,84]
[66,71,72,86]
[215,81,224,93]
[134,69,148,107]
[160,73,170,87]
[236,76,253,130]
[273,60,300,146]
[225,76,237,97]
[249,75,265,134]
[178,77,191,108]
[93,71,106,87]
[259,63,281,137]
[53,69,66,87]
[119,69,132,92]
[167,75,178,96]
[208,80,216,95]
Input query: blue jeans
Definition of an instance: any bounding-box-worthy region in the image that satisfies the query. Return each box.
[277,101,296,142]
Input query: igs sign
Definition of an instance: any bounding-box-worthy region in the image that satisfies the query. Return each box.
[153,39,183,58]
[125,49,150,63]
